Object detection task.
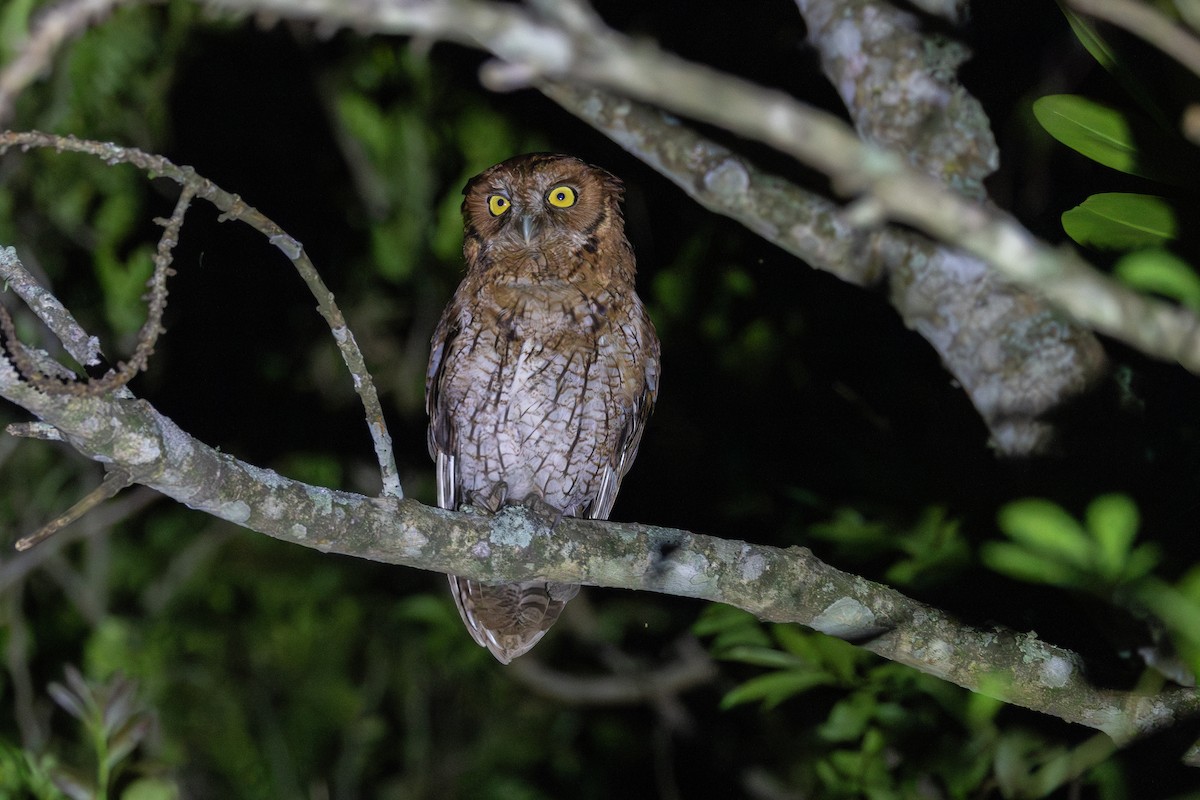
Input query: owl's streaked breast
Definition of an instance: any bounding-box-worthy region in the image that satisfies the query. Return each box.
[440,276,642,516]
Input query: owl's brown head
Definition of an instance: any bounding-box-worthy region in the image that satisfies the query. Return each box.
[461,153,627,262]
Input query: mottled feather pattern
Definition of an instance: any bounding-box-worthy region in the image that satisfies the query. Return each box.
[426,154,659,663]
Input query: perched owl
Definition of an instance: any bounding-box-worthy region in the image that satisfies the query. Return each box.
[426,153,660,663]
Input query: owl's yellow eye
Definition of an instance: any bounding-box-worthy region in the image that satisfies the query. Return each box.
[546,186,577,208]
[487,195,510,216]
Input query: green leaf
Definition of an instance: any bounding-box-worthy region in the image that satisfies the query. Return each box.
[121,777,180,800]
[1032,95,1189,183]
[47,683,89,724]
[1059,9,1174,130]
[996,499,1094,570]
[980,542,1083,588]
[0,0,38,63]
[719,670,836,710]
[1061,193,1177,250]
[715,645,807,669]
[819,694,874,742]
[1084,494,1140,580]
[1033,95,1139,173]
[1062,9,1119,71]
[1114,249,1200,311]
[1131,577,1200,678]
[1123,544,1161,583]
[771,624,820,661]
[692,603,758,637]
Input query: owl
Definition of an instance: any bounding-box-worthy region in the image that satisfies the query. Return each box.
[426,153,660,663]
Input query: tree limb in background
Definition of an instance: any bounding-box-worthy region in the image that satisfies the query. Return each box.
[795,0,1107,453]
[542,83,1106,454]
[197,0,1200,399]
[0,0,1178,441]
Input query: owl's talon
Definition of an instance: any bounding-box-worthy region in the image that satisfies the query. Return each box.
[515,493,565,531]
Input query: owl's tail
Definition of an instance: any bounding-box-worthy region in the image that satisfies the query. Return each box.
[448,575,580,664]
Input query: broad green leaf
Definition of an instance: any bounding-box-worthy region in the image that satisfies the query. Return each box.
[691,603,758,636]
[1032,96,1189,183]
[812,635,863,684]
[1114,249,1200,310]
[1060,8,1174,130]
[819,696,873,742]
[1084,494,1140,579]
[1123,544,1162,583]
[121,777,180,800]
[771,623,820,660]
[980,542,1084,588]
[1134,577,1200,675]
[997,499,1094,570]
[720,670,836,709]
[1178,564,1200,599]
[715,645,807,669]
[1033,95,1138,173]
[1061,193,1177,250]
[1062,9,1119,71]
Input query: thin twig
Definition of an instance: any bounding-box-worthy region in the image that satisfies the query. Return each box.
[3,185,192,397]
[507,636,717,705]
[0,132,402,499]
[0,485,159,594]
[113,185,193,386]
[14,467,133,551]
[0,246,103,368]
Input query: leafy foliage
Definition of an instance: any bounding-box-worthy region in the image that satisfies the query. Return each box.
[984,495,1158,594]
[807,505,970,589]
[694,607,1122,798]
[1034,12,1200,312]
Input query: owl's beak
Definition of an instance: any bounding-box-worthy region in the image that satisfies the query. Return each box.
[519,214,539,245]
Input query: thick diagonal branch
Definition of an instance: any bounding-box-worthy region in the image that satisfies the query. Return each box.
[541,83,1106,454]
[195,0,1200,374]
[0,332,1194,748]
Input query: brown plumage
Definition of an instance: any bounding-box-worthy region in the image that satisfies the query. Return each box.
[425,153,660,663]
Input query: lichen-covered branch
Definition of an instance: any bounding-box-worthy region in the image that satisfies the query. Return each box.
[793,0,1109,453]
[2,0,1199,759]
[0,326,1194,745]
[192,0,1200,376]
[0,246,103,369]
[539,83,885,288]
[541,83,1106,453]
[797,0,998,199]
